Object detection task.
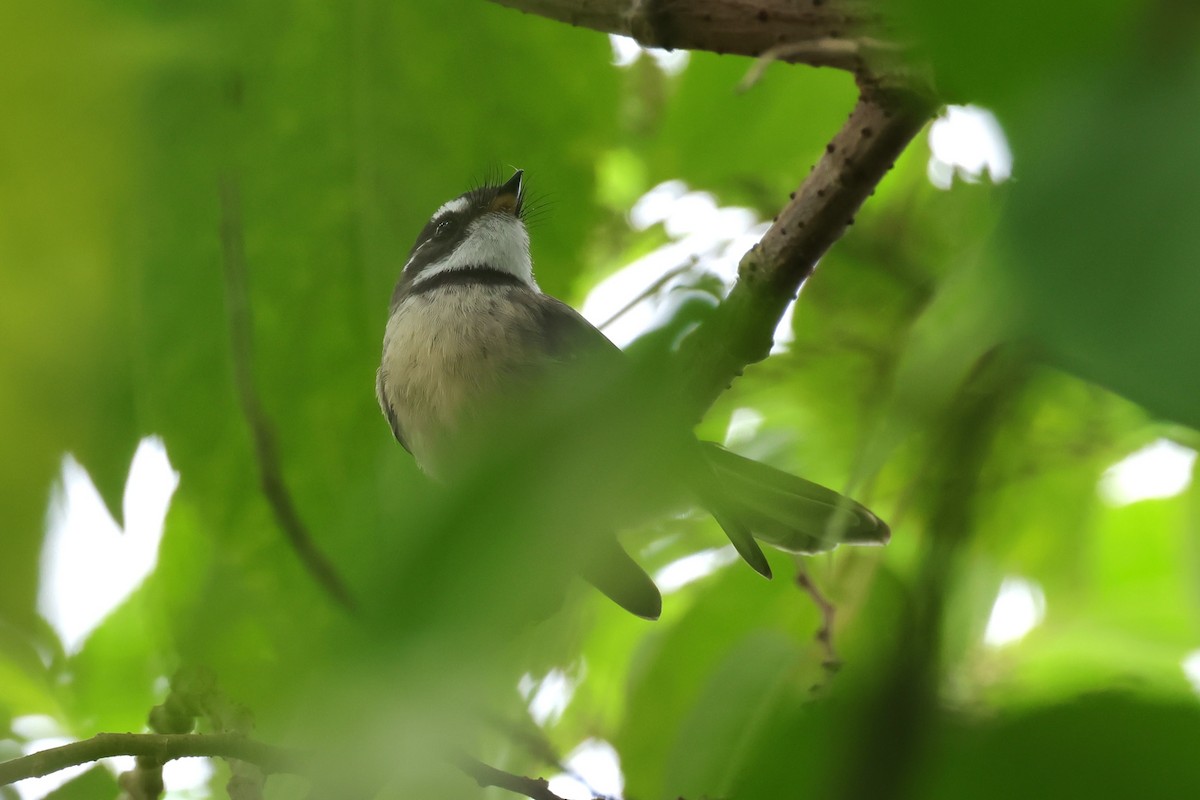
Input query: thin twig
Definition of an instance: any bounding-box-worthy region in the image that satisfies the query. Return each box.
[480,714,606,798]
[480,714,609,796]
[0,733,304,787]
[738,37,908,92]
[597,260,695,332]
[117,754,163,800]
[481,713,568,775]
[452,753,573,800]
[796,565,840,674]
[218,176,357,611]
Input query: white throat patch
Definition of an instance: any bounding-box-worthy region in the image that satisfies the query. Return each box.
[413,214,537,288]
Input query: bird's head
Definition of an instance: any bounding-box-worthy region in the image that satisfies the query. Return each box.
[396,170,533,297]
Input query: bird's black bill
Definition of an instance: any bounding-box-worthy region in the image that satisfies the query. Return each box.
[491,169,524,216]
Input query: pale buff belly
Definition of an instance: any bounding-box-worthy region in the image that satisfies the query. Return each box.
[377,285,544,478]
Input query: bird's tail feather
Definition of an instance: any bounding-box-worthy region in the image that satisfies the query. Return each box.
[698,442,889,563]
[693,457,773,579]
[579,535,663,620]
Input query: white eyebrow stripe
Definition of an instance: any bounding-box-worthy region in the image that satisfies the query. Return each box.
[433,196,470,218]
[401,240,427,271]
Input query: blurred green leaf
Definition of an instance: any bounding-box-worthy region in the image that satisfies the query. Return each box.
[661,631,804,799]
[0,0,152,626]
[619,562,826,798]
[65,585,163,733]
[646,53,858,207]
[0,621,61,720]
[42,765,119,800]
[1001,41,1200,430]
[3,2,1200,799]
[919,693,1200,797]
[898,0,1140,105]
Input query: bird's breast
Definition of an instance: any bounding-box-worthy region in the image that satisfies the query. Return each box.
[378,284,545,475]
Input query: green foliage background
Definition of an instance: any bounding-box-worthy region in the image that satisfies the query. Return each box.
[2,0,1199,798]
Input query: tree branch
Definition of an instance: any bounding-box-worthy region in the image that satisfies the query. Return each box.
[675,86,935,418]
[483,0,934,418]
[453,754,572,800]
[0,733,304,787]
[218,174,357,612]
[484,0,894,73]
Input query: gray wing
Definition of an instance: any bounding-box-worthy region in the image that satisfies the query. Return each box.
[376,366,411,454]
[529,296,774,579]
[531,295,625,366]
[526,296,666,617]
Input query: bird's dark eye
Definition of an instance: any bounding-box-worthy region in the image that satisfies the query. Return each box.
[433,217,456,239]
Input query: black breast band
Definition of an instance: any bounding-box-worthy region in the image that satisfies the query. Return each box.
[406,265,527,297]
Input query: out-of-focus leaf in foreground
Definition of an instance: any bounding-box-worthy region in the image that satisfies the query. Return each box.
[1002,42,1200,430]
[4,1,1200,799]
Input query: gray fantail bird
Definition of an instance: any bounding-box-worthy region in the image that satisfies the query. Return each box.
[376,170,889,620]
